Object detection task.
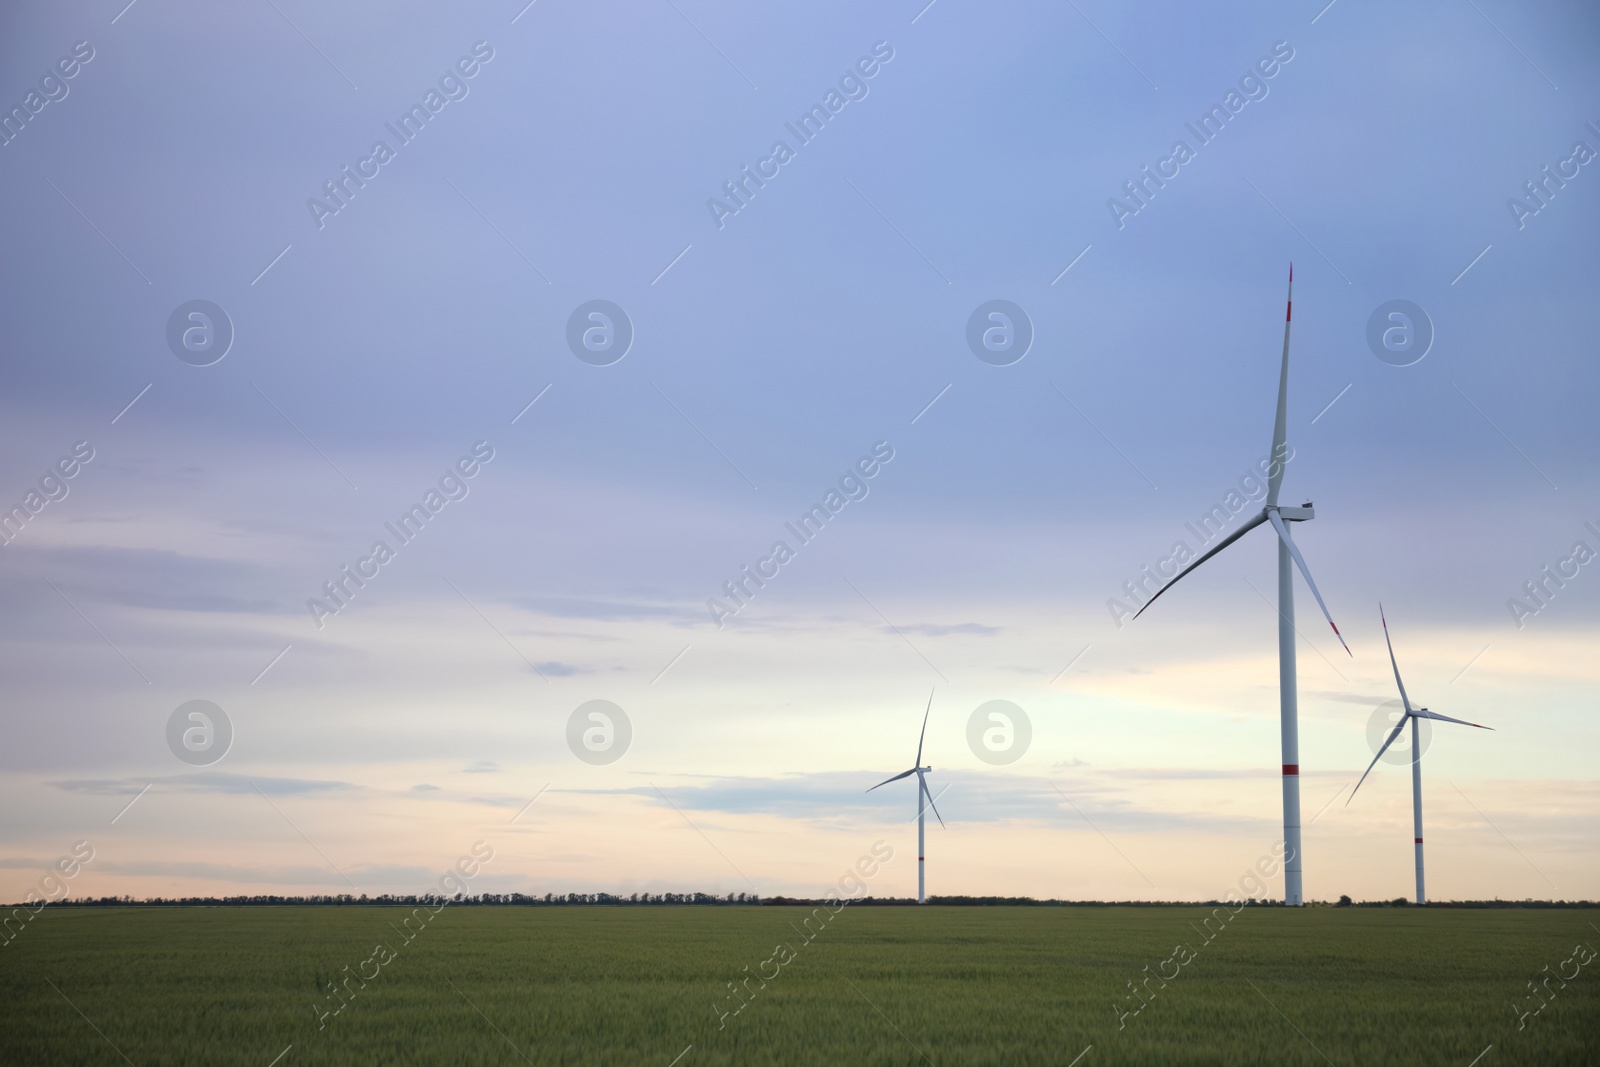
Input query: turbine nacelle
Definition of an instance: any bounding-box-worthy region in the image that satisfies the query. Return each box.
[1134,499,1349,655]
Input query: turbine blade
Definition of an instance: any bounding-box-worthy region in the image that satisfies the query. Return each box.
[1267,265,1292,507]
[1132,510,1270,621]
[915,689,933,767]
[1267,510,1351,655]
[1379,604,1413,713]
[1347,716,1407,803]
[919,774,945,828]
[1414,708,1493,730]
[866,768,917,792]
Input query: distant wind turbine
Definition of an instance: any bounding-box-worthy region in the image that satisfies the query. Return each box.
[867,690,943,904]
[1347,605,1492,904]
[1133,266,1349,907]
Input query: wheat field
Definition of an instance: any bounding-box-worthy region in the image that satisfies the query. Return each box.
[2,905,1594,1065]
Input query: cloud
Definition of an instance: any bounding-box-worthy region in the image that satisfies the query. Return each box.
[1309,691,1393,706]
[1105,768,1289,781]
[566,770,1277,835]
[345,864,442,885]
[77,860,443,889]
[531,662,582,677]
[880,622,1001,637]
[460,761,500,774]
[86,860,347,886]
[507,596,703,625]
[49,773,357,797]
[10,545,293,615]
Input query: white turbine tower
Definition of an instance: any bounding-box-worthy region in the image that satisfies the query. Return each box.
[1348,605,1492,904]
[1133,266,1350,906]
[867,691,943,904]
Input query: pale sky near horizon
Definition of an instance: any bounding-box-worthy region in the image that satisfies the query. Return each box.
[1,0,1596,906]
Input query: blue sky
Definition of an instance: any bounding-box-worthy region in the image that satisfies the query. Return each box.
[1,0,1596,904]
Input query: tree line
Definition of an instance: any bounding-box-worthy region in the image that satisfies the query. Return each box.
[18,893,1592,908]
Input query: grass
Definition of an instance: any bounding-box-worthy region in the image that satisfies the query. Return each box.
[1,905,1595,1065]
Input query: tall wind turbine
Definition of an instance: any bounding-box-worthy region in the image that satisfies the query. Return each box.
[1133,266,1349,906]
[1348,606,1492,904]
[867,691,943,904]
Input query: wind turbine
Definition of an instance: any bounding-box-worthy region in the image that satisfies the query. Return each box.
[867,690,943,904]
[1348,605,1492,904]
[1133,266,1349,906]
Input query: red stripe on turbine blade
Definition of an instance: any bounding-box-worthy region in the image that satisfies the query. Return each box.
[1283,764,1299,775]
[1415,838,1422,844]
[1286,301,1292,322]
[1330,621,1352,655]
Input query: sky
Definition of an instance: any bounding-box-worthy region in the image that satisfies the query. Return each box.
[1,0,1596,907]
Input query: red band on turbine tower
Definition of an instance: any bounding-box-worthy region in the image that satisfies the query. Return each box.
[1282,764,1299,775]
[1415,838,1422,844]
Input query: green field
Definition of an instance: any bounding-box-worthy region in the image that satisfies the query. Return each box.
[2,905,1595,1065]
